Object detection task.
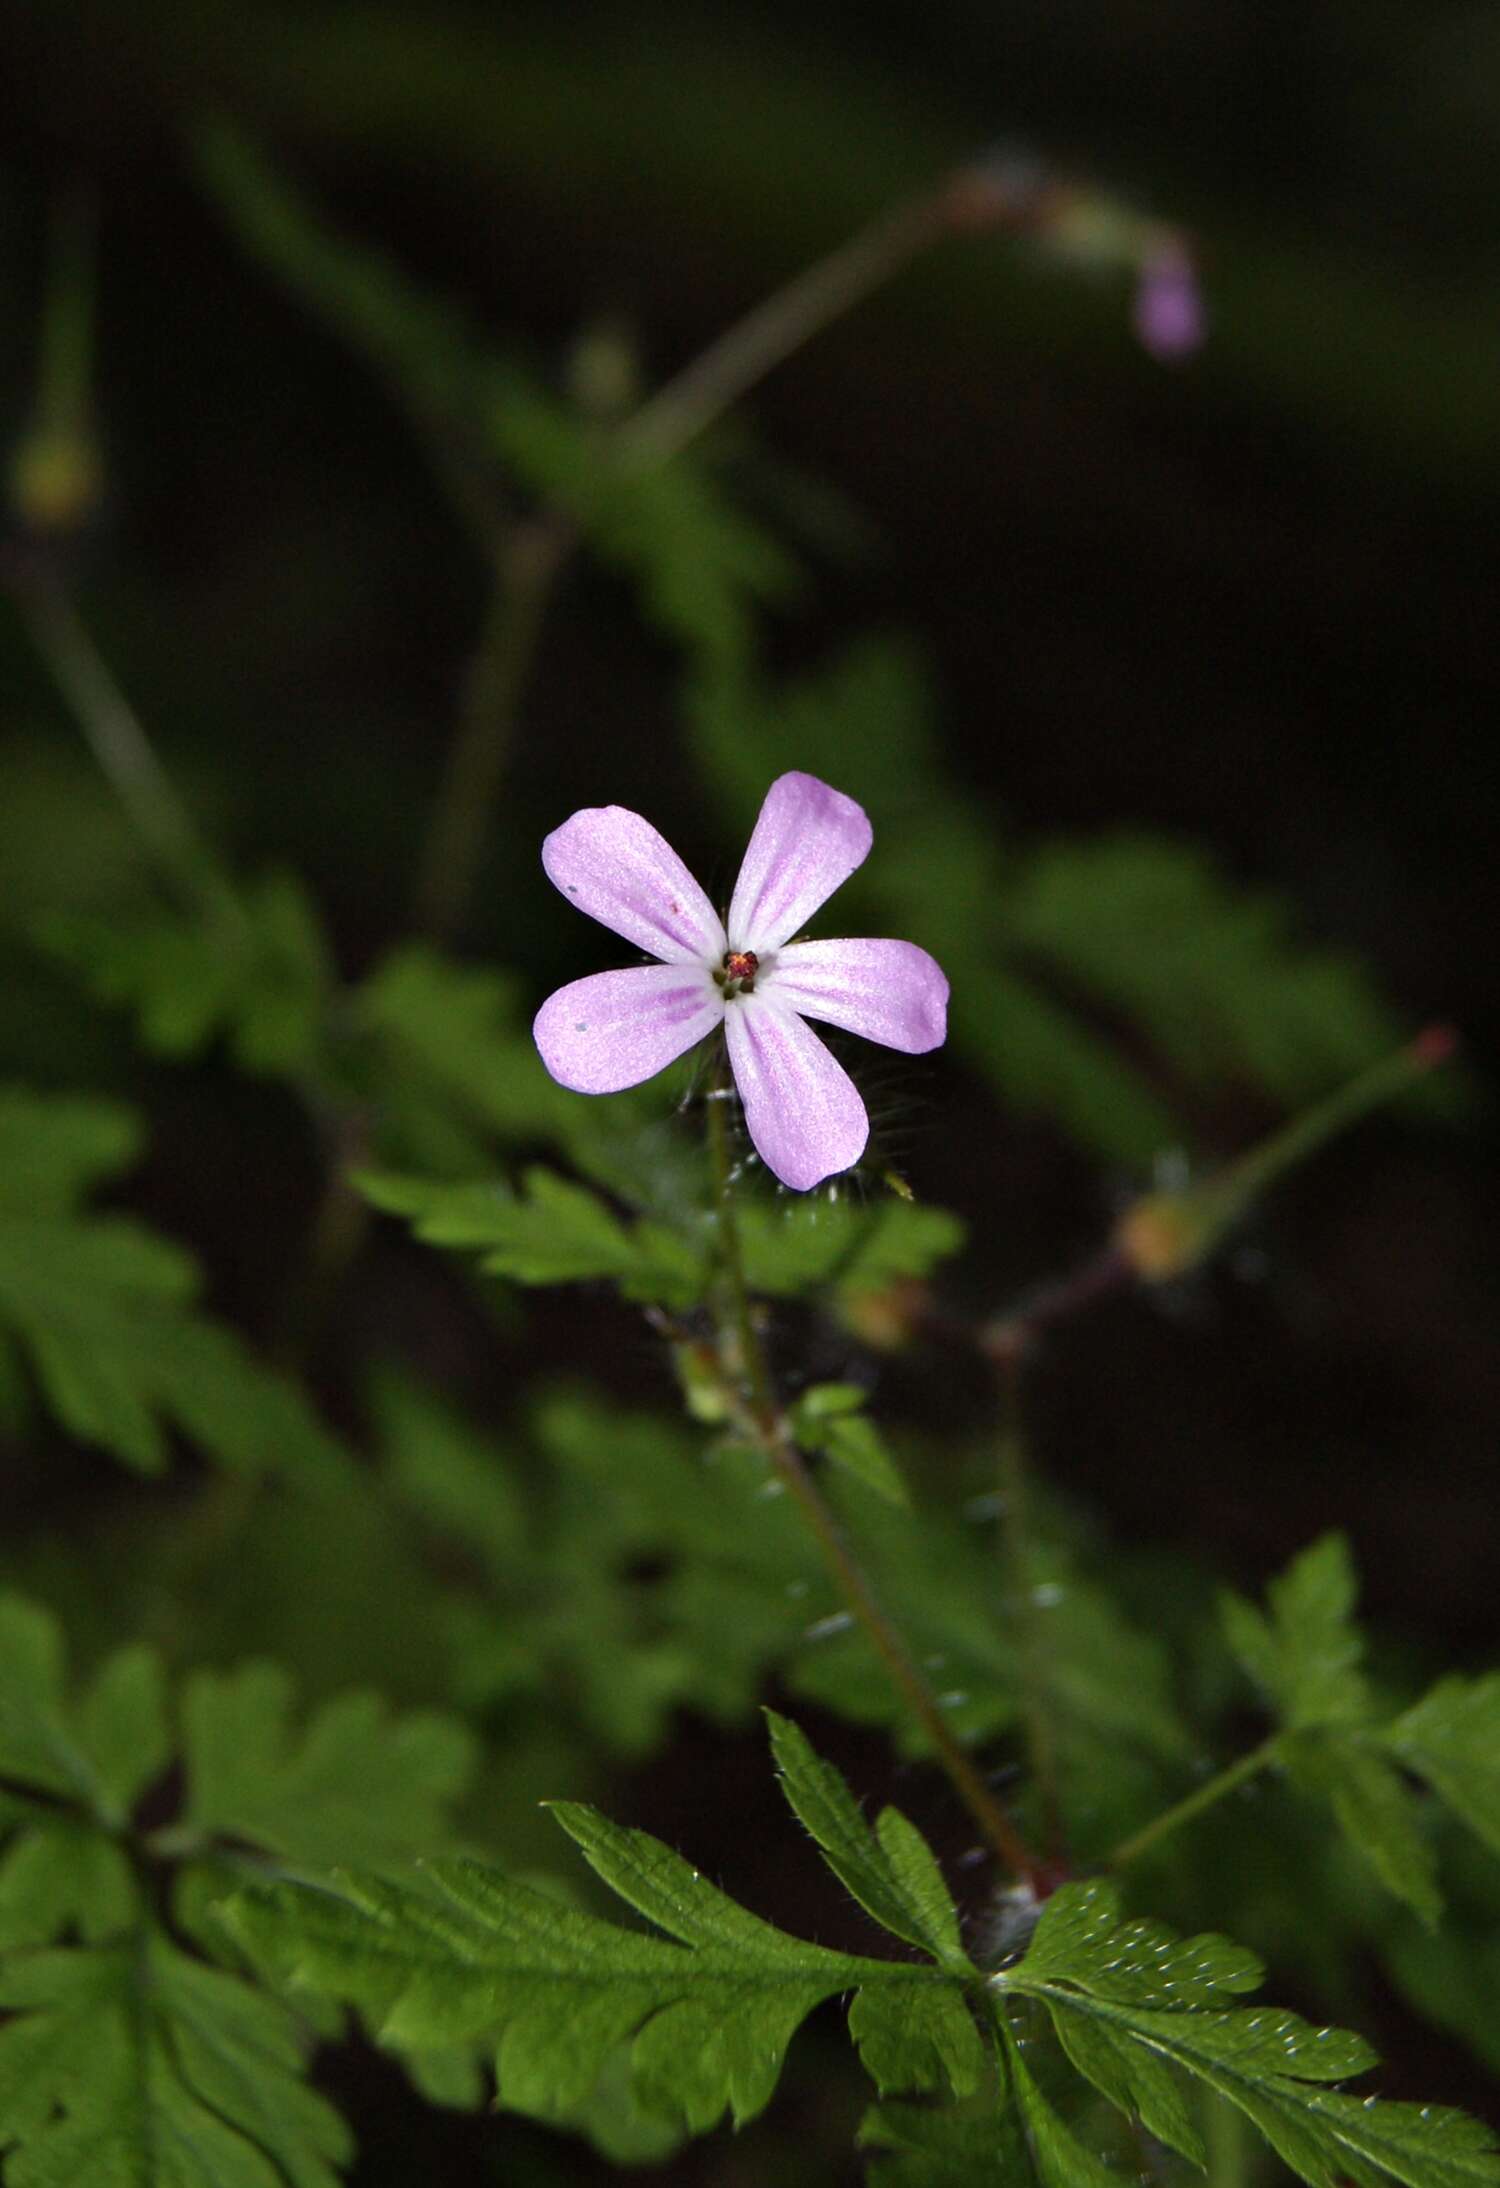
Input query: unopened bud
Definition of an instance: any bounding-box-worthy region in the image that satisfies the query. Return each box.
[9,417,105,540]
[568,316,642,423]
[671,1340,732,1424]
[1116,1025,1461,1284]
[838,1277,931,1353]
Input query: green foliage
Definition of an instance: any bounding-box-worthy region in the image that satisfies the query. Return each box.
[219,1721,1497,2182]
[361,1140,965,1319]
[765,1711,970,1970]
[1221,1531,1370,1732]
[0,1088,349,1485]
[176,1664,474,1869]
[995,1877,1499,2188]
[788,1383,909,1506]
[198,124,796,677]
[491,381,799,675]
[375,1376,742,1755]
[737,1192,965,1298]
[1384,1674,1500,1863]
[359,1165,707,1309]
[38,871,332,1078]
[223,1792,974,2138]
[352,944,575,1169]
[1218,1533,1500,1927]
[0,1590,475,2187]
[0,1935,352,2188]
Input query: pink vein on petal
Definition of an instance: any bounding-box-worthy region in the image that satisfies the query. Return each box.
[728,772,873,954]
[723,990,868,1190]
[768,938,949,1054]
[542,805,726,965]
[533,964,723,1093]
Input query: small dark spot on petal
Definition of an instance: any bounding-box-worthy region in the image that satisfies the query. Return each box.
[566,883,579,894]
[575,1022,589,1033]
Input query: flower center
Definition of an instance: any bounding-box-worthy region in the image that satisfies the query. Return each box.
[718,948,760,998]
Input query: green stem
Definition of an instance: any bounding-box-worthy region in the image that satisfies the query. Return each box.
[1107,1739,1278,1871]
[993,1353,1065,1863]
[704,1067,1045,1888]
[39,189,97,435]
[412,512,570,944]
[616,188,953,468]
[11,573,245,934]
[269,1102,374,1368]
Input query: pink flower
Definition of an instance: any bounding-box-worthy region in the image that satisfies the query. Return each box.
[533,772,949,1191]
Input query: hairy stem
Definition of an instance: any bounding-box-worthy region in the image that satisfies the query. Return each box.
[412,512,570,944]
[704,1072,1046,1887]
[1107,1739,1278,1870]
[616,188,954,468]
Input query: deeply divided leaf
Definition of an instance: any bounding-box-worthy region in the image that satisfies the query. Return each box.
[224,1804,978,2139]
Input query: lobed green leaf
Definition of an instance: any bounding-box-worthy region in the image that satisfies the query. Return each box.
[1385,1673,1500,1863]
[0,1932,351,2188]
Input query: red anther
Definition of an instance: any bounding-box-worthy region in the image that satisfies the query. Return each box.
[724,950,759,983]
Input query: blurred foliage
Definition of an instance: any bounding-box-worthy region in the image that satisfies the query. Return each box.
[0,19,1493,2186]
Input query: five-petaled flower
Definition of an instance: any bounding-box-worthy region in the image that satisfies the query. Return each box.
[533,771,949,1191]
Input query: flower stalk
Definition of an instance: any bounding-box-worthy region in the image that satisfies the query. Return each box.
[1107,1739,1278,1870]
[703,1059,1047,1889]
[412,511,572,944]
[7,566,246,940]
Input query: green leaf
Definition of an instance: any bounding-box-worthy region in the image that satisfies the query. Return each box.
[1006,834,1416,1115]
[225,1801,977,2139]
[765,1711,971,1970]
[1048,2006,1206,2169]
[39,870,333,1078]
[179,1662,475,1868]
[378,1380,747,1756]
[861,2093,1024,2185]
[354,944,575,1169]
[494,383,798,675]
[1011,1877,1264,2009]
[0,1088,351,1486]
[737,1195,965,1300]
[1002,2026,1131,2188]
[1221,1532,1370,1731]
[0,1597,167,1828]
[1283,1729,1441,1927]
[358,1165,707,1309]
[1384,1673,1500,1862]
[998,1880,1500,2188]
[789,1385,909,1506]
[0,1090,142,1215]
[0,1932,351,2187]
[1220,1539,1446,1919]
[0,1819,138,1951]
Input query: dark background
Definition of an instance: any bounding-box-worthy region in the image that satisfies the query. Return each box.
[1,2,1497,2180]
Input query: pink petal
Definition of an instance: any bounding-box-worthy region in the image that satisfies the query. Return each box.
[534,965,723,1093]
[768,938,949,1054]
[727,772,873,954]
[724,991,868,1191]
[543,806,725,965]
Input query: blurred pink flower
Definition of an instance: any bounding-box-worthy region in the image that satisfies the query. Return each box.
[534,772,949,1190]
[1133,243,1206,361]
